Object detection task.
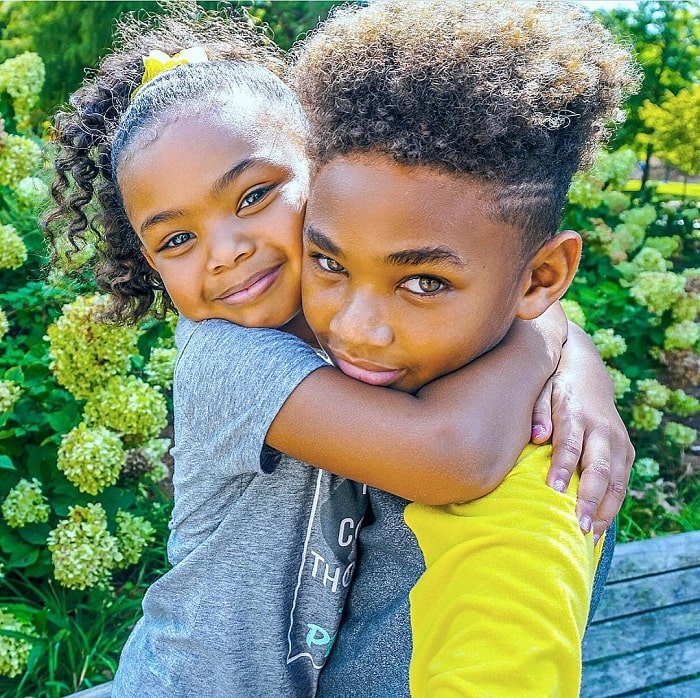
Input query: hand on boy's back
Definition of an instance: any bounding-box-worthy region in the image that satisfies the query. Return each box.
[531,372,634,542]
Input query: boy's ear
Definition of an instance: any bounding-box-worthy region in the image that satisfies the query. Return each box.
[516,230,582,320]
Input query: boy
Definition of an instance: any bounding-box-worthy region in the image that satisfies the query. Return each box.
[290,0,639,694]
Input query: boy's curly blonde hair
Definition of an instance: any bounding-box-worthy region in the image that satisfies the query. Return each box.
[291,0,640,252]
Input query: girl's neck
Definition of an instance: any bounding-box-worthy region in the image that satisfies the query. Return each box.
[280,312,320,348]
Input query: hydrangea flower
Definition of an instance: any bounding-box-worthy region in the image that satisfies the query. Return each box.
[56,423,125,495]
[635,378,671,409]
[0,134,43,189]
[46,294,141,399]
[616,247,669,281]
[1,478,50,528]
[145,345,177,390]
[591,328,627,360]
[644,235,682,260]
[631,404,663,431]
[667,389,700,418]
[663,422,698,450]
[0,52,45,131]
[47,503,121,590]
[0,379,21,414]
[560,299,586,328]
[664,321,700,351]
[83,375,168,447]
[14,176,49,210]
[0,305,8,342]
[672,293,700,323]
[0,609,35,678]
[0,224,27,270]
[605,365,631,401]
[630,271,687,316]
[115,510,156,568]
[634,457,660,480]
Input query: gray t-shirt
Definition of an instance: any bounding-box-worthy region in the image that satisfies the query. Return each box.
[113,317,368,697]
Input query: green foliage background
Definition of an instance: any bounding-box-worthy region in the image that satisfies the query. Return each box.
[0,1,697,696]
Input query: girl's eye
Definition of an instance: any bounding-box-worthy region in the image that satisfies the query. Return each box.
[162,232,194,250]
[316,255,346,273]
[402,276,446,295]
[240,185,273,210]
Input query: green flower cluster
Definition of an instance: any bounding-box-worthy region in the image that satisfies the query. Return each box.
[0,52,45,131]
[636,378,671,408]
[633,457,660,481]
[560,298,586,328]
[145,345,177,391]
[591,328,627,360]
[567,149,638,208]
[630,271,687,316]
[83,375,168,447]
[0,223,27,270]
[0,134,43,189]
[115,511,156,568]
[0,609,35,678]
[0,379,21,413]
[14,176,49,211]
[46,294,141,399]
[631,404,663,431]
[47,503,121,590]
[0,305,8,342]
[1,478,50,528]
[605,365,631,401]
[667,388,700,417]
[664,320,700,351]
[645,235,682,260]
[56,423,125,495]
[663,422,698,450]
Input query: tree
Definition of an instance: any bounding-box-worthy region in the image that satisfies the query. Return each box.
[595,1,700,187]
[639,85,700,183]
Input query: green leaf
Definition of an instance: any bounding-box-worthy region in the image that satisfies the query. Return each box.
[0,454,15,470]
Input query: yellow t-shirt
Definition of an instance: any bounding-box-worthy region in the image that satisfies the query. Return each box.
[405,443,602,697]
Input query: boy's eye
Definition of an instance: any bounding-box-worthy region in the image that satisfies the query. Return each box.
[402,276,446,295]
[240,185,273,210]
[315,254,346,273]
[161,232,194,250]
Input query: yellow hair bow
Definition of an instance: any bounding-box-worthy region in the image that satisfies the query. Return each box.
[134,47,209,98]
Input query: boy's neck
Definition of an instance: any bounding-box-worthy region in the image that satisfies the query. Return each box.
[280,312,320,348]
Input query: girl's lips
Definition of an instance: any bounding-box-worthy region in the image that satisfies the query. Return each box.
[217,265,282,305]
[333,356,404,387]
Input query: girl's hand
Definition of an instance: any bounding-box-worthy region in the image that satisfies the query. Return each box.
[531,322,634,541]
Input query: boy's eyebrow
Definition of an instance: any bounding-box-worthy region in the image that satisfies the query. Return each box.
[386,247,467,269]
[303,225,343,256]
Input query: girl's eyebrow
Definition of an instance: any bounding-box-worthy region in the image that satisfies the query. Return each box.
[140,158,269,235]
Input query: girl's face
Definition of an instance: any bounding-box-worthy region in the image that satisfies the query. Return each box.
[119,111,308,328]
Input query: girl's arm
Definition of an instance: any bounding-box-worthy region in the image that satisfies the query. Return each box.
[532,322,635,539]
[267,305,565,505]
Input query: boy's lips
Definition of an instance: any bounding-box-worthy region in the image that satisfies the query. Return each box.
[216,265,282,305]
[332,354,405,387]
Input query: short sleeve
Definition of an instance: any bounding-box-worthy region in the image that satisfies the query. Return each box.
[171,317,327,478]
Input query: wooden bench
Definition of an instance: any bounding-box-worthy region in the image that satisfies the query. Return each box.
[582,530,700,697]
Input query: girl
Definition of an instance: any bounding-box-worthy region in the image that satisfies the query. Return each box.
[44,5,632,696]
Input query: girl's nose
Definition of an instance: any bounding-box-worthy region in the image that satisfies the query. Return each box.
[206,226,255,273]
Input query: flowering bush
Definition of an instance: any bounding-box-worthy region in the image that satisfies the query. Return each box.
[562,148,699,538]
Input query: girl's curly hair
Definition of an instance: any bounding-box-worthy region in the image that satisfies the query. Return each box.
[42,1,303,323]
[290,0,640,253]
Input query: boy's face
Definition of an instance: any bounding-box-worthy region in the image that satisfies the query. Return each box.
[302,154,530,394]
[119,111,308,328]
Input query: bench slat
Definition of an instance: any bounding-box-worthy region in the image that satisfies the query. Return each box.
[592,566,700,621]
[605,530,700,582]
[634,677,700,697]
[583,601,700,662]
[582,637,700,696]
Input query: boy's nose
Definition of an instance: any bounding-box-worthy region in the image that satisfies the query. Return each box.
[206,227,255,273]
[329,292,393,349]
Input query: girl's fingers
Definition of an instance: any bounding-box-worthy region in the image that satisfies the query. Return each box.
[531,378,554,444]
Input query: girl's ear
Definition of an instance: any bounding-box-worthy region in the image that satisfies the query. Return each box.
[141,246,158,272]
[516,230,582,320]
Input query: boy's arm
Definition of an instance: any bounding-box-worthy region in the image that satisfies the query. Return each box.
[532,321,634,539]
[267,305,565,504]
